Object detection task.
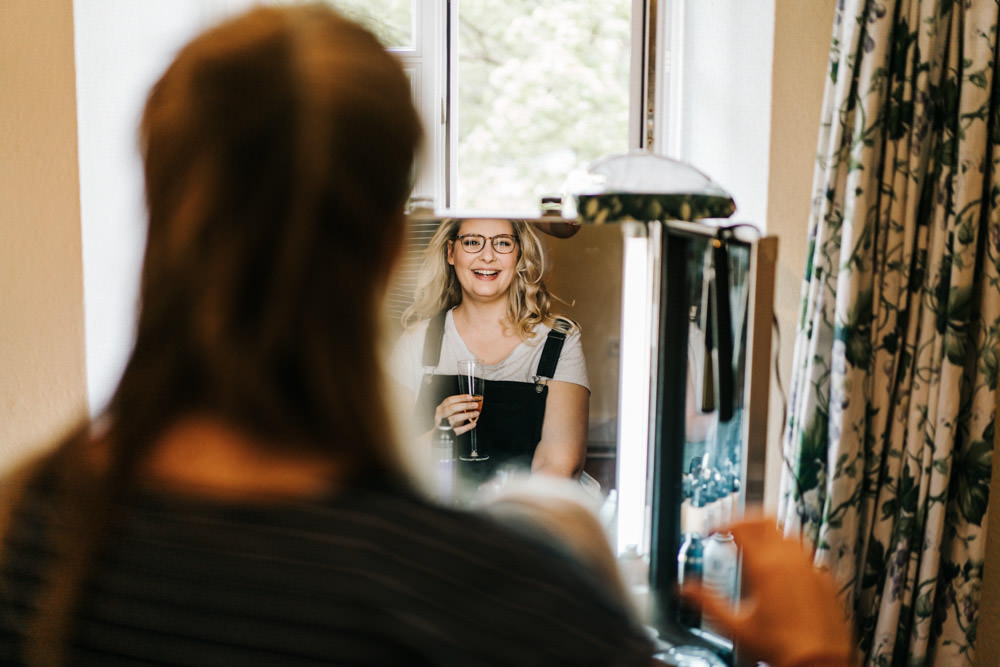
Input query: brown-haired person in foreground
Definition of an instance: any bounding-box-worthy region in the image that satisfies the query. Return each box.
[0,5,654,665]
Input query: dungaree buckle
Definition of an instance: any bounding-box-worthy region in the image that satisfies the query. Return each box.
[531,375,548,394]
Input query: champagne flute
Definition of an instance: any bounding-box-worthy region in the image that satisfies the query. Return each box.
[456,359,487,461]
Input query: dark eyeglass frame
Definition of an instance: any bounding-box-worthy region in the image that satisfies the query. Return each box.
[453,233,519,254]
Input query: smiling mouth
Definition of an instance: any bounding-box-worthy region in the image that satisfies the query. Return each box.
[473,269,499,278]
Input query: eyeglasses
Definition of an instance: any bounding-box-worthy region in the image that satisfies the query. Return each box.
[454,233,518,254]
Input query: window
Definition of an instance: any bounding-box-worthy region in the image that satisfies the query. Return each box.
[451,1,633,213]
[324,0,416,47]
[73,0,779,441]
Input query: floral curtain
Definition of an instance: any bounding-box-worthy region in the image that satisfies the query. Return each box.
[778,1,1000,665]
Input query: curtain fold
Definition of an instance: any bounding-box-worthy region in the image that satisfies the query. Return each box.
[779,1,1000,664]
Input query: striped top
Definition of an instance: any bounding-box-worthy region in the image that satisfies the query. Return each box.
[0,472,653,665]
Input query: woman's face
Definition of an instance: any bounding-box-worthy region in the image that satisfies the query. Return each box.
[447,218,519,305]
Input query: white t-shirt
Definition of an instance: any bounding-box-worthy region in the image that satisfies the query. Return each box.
[390,309,590,397]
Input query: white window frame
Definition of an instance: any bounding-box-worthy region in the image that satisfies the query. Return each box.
[391,0,447,206]
[638,0,685,158]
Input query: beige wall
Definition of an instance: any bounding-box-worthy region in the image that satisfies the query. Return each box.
[0,0,87,470]
[763,0,837,511]
[545,225,623,426]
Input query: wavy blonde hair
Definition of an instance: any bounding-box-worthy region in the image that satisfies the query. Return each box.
[402,218,561,340]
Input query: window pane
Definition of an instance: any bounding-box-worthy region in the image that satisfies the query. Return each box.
[456,0,631,213]
[325,0,414,49]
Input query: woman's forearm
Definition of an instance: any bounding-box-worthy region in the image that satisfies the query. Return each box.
[531,450,584,478]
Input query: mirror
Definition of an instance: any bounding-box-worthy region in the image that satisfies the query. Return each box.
[384,212,776,660]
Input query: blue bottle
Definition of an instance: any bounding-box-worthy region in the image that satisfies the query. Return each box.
[677,492,705,627]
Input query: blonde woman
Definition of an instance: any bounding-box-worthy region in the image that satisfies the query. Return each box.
[393,217,589,482]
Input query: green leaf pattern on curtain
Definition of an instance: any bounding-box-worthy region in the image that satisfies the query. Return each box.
[778,1,1000,665]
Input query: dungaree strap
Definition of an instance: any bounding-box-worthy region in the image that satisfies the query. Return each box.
[533,318,571,391]
[421,310,448,380]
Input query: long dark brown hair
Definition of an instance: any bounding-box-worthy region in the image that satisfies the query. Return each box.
[16,5,422,663]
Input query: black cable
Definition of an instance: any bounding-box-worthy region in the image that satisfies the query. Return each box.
[711,222,809,538]
[771,311,809,544]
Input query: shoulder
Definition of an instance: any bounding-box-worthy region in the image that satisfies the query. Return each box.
[399,501,653,661]
[542,317,581,346]
[523,316,578,341]
[401,309,454,346]
[550,316,578,334]
[392,317,434,362]
[399,317,432,343]
[389,320,429,381]
[535,318,583,352]
[2,450,58,543]
[533,317,587,388]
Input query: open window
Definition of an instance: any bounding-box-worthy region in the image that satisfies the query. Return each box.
[325,0,678,214]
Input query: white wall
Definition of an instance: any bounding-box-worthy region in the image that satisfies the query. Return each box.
[74,0,253,415]
[675,0,776,229]
[0,0,87,469]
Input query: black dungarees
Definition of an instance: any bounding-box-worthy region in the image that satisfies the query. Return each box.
[413,311,570,483]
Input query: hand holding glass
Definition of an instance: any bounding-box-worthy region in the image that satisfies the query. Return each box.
[456,359,487,461]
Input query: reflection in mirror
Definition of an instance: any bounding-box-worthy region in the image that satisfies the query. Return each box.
[386,214,778,655]
[657,224,775,656]
[680,236,752,531]
[385,216,621,506]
